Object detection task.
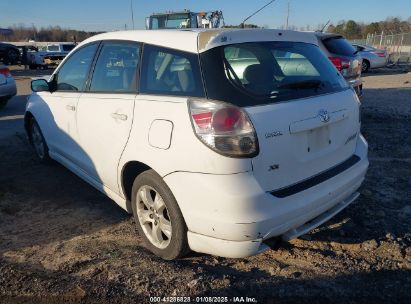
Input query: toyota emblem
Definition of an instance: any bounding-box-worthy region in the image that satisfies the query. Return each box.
[318,109,330,123]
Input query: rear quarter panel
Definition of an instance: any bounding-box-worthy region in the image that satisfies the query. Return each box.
[118,95,253,196]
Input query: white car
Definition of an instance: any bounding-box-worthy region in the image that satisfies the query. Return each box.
[352,44,388,73]
[25,29,369,260]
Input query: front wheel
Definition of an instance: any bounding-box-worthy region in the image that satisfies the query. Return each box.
[131,170,189,260]
[30,119,50,163]
[0,98,8,109]
[6,49,19,65]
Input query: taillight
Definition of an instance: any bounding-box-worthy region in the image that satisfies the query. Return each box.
[373,52,386,58]
[328,57,350,71]
[0,68,11,78]
[189,99,258,157]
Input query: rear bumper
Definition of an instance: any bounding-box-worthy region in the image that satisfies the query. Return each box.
[164,135,368,258]
[370,57,388,69]
[347,78,362,98]
[0,78,17,100]
[187,191,360,258]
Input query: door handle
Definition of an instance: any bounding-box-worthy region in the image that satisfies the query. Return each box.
[66,105,76,111]
[111,113,128,121]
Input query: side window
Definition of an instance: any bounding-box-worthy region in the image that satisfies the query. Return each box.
[89,42,140,93]
[56,43,98,91]
[140,45,204,97]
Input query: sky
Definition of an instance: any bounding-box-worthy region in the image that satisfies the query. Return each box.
[1,0,410,32]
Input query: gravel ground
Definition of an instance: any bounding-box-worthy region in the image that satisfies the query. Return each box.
[0,67,410,304]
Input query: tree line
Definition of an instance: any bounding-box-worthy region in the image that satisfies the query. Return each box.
[1,17,410,42]
[327,17,411,40]
[0,25,102,42]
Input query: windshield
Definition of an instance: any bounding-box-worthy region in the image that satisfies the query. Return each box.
[150,13,191,29]
[200,41,349,107]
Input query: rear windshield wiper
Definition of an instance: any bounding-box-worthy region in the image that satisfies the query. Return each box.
[278,79,323,90]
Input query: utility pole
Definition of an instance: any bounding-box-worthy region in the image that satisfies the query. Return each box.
[130,0,135,30]
[32,23,37,41]
[286,1,290,29]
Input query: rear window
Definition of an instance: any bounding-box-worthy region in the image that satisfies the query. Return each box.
[322,37,356,56]
[47,45,60,52]
[62,44,75,52]
[200,41,349,107]
[150,13,191,29]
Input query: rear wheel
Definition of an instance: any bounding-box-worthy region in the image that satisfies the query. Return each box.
[30,119,50,163]
[131,170,189,260]
[361,60,370,73]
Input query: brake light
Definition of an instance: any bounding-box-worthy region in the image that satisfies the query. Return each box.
[328,57,350,71]
[189,99,258,157]
[0,68,11,78]
[373,52,386,58]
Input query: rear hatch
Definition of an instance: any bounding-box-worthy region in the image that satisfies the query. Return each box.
[200,39,361,191]
[321,35,361,82]
[245,89,359,191]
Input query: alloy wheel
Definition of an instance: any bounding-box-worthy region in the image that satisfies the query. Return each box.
[136,185,172,249]
[31,123,45,159]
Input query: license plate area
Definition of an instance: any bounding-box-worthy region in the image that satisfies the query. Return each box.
[307,126,330,153]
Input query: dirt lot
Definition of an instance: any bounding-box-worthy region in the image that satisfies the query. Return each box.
[0,67,410,303]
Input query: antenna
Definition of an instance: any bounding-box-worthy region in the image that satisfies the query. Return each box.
[320,20,330,32]
[130,0,135,30]
[240,0,277,28]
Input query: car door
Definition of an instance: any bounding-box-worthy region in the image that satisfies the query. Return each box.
[39,43,98,164]
[75,41,140,193]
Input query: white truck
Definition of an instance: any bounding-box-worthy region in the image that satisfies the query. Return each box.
[146,10,224,29]
[28,43,76,69]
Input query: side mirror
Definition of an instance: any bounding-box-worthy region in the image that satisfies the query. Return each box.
[31,79,50,92]
[145,17,150,29]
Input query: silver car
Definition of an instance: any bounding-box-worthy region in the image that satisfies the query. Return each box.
[352,44,388,73]
[0,64,17,108]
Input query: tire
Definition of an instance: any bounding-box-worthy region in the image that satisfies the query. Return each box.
[361,60,370,73]
[30,119,50,163]
[131,169,189,260]
[0,98,8,109]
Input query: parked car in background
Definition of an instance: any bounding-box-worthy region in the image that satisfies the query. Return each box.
[310,33,363,97]
[28,43,76,69]
[0,42,21,65]
[0,64,17,108]
[26,29,368,260]
[352,44,388,73]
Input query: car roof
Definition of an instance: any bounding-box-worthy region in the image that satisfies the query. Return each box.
[79,29,319,54]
